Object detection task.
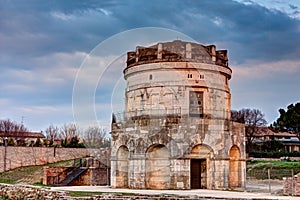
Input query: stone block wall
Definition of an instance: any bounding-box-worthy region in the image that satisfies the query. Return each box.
[0,184,71,200]
[111,118,246,190]
[71,167,110,186]
[43,166,72,185]
[283,174,300,195]
[90,167,110,186]
[0,146,110,172]
[43,157,111,186]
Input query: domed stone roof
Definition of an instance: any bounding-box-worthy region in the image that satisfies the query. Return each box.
[126,40,228,68]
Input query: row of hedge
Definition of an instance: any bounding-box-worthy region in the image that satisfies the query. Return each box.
[249,151,300,158]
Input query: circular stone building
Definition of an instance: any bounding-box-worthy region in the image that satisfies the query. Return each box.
[111,40,246,190]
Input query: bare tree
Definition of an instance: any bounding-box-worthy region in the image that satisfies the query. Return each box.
[60,123,80,144]
[0,119,28,133]
[231,108,267,152]
[44,125,60,145]
[82,126,108,148]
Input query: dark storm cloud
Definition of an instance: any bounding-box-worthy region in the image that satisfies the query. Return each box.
[1,0,299,129]
[289,4,298,10]
[1,0,299,65]
[0,0,121,59]
[182,0,300,62]
[91,0,300,63]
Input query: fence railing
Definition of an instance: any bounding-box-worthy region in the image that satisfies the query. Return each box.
[246,168,298,195]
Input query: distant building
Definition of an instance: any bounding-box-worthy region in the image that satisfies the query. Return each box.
[111,40,246,190]
[253,127,300,152]
[0,131,45,146]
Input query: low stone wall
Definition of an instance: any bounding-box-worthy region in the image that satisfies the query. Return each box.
[0,146,110,172]
[283,174,300,195]
[43,157,110,186]
[287,157,300,161]
[0,184,292,200]
[71,168,110,186]
[43,166,71,185]
[0,184,71,200]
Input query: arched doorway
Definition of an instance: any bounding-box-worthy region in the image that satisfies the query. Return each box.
[229,145,241,188]
[190,144,213,189]
[146,144,170,189]
[116,145,129,188]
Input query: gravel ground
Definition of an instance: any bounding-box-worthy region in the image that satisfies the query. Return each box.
[51,185,300,200]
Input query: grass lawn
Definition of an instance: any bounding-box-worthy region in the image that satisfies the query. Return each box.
[0,159,74,185]
[247,160,300,179]
[68,191,104,197]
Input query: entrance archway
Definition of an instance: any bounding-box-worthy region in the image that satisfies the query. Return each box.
[116,145,129,188]
[190,144,213,189]
[146,144,170,189]
[229,145,241,188]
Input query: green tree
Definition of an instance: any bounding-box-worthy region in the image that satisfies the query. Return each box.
[262,139,284,151]
[270,102,300,137]
[34,137,42,147]
[67,136,85,148]
[60,123,80,144]
[16,139,27,146]
[7,138,15,146]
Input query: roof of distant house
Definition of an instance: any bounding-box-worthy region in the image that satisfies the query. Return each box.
[254,127,298,137]
[0,131,45,138]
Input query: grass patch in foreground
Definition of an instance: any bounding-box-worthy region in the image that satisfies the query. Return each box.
[0,159,76,185]
[247,160,300,171]
[69,191,104,197]
[0,195,9,200]
[33,181,49,187]
[0,178,14,184]
[247,160,300,180]
[0,165,42,184]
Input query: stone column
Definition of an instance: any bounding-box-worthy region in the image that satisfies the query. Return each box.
[186,43,192,59]
[211,45,216,62]
[129,153,146,188]
[43,166,49,185]
[157,43,163,59]
[213,159,230,189]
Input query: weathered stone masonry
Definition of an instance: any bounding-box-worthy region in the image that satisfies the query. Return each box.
[0,146,109,172]
[111,40,246,190]
[0,184,281,200]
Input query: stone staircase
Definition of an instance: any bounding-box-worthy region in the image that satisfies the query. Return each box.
[53,167,87,186]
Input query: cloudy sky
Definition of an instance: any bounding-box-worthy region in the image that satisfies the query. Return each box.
[0,0,300,131]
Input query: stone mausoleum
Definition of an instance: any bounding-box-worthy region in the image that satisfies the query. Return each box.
[111,40,246,190]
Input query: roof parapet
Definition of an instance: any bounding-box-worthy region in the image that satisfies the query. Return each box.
[126,40,229,69]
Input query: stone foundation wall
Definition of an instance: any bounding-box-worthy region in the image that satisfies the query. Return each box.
[43,158,111,186]
[43,166,70,185]
[90,167,110,186]
[0,146,110,172]
[71,167,110,186]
